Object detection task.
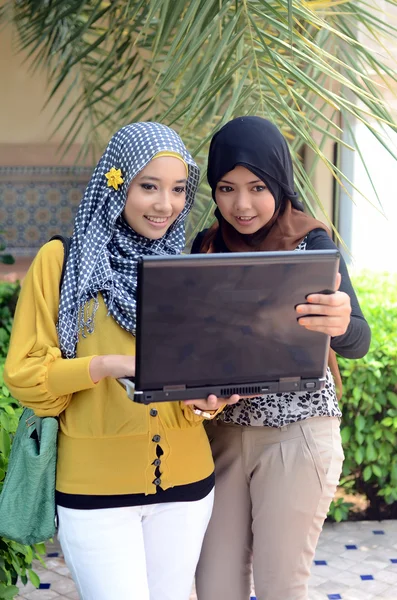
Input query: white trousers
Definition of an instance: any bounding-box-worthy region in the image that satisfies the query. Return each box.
[57,490,214,600]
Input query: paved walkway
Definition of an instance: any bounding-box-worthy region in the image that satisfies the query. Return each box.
[15,520,397,600]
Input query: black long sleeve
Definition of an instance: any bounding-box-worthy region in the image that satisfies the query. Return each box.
[305,229,370,359]
[191,228,371,360]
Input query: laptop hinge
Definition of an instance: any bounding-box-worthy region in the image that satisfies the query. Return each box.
[163,384,187,391]
[279,376,301,393]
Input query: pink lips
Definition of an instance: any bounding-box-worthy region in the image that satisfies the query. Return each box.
[235,216,257,227]
[144,216,171,229]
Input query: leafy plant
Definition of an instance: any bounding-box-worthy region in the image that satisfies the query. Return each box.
[0,363,20,489]
[335,272,397,519]
[0,234,14,268]
[0,537,44,600]
[2,1,397,240]
[0,284,19,360]
[0,283,43,599]
[328,497,354,523]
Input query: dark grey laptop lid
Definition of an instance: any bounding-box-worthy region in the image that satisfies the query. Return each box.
[135,250,339,390]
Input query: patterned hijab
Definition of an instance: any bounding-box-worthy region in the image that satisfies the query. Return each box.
[58,122,200,358]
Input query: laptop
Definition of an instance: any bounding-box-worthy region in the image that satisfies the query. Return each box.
[118,249,340,404]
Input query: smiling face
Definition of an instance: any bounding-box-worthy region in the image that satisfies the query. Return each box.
[123,156,188,239]
[215,165,276,234]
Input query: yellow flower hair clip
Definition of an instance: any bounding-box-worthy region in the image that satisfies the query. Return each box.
[105,167,124,191]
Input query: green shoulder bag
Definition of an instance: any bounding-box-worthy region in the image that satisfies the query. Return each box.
[0,409,59,544]
[0,235,70,544]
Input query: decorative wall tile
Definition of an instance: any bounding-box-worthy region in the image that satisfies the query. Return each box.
[0,166,92,256]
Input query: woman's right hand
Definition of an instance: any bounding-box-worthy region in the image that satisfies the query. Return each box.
[89,355,136,383]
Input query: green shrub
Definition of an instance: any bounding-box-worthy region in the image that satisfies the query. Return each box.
[329,497,354,523]
[0,234,14,268]
[0,284,19,360]
[329,272,397,521]
[0,283,43,599]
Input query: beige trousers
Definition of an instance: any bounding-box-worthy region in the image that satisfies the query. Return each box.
[195,416,344,600]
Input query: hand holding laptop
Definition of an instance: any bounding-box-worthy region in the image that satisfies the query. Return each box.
[296,273,352,336]
[90,354,136,384]
[183,393,240,412]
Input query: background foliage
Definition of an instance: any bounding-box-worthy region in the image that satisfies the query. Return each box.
[0,234,14,269]
[332,272,397,520]
[2,0,397,241]
[328,272,397,521]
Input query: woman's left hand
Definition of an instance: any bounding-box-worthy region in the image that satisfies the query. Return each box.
[183,394,240,412]
[296,273,352,337]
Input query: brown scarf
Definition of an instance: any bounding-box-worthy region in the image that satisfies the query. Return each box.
[198,200,343,399]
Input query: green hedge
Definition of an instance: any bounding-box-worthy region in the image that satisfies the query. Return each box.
[329,272,397,521]
[0,284,19,359]
[0,234,15,268]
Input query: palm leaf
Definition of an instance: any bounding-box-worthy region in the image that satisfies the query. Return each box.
[2,0,397,241]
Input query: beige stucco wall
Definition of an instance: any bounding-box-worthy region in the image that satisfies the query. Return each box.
[303,95,341,228]
[304,136,336,227]
[0,19,89,166]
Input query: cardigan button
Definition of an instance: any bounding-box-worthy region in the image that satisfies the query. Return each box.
[152,435,161,443]
[153,459,161,467]
[154,478,161,486]
[150,408,158,417]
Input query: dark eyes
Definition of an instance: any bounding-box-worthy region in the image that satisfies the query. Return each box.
[218,185,267,193]
[140,184,186,193]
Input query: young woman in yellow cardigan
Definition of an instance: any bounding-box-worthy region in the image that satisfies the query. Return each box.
[5,122,238,600]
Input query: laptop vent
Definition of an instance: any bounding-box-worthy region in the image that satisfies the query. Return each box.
[221,385,262,396]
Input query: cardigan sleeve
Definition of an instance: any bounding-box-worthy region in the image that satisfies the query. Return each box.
[4,241,97,417]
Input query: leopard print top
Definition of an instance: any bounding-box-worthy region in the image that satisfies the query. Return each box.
[220,237,342,428]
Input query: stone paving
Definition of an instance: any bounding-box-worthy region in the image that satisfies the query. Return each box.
[15,520,397,600]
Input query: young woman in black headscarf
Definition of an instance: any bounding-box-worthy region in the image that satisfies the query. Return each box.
[191,117,371,600]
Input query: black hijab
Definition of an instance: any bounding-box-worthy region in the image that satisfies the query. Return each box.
[207,116,303,211]
[200,116,329,253]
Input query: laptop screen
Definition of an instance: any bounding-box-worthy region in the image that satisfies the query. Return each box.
[135,251,339,390]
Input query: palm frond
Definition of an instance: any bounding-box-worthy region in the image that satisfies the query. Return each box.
[2,0,397,242]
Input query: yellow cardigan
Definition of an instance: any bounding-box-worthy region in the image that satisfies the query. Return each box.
[4,240,214,496]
